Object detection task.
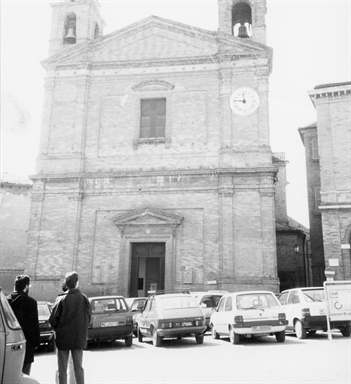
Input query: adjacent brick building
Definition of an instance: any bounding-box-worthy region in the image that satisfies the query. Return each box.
[26,0,281,300]
[273,153,310,291]
[0,174,32,293]
[299,82,351,282]
[298,123,325,286]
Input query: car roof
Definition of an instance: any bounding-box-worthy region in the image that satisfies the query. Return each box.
[225,291,277,296]
[126,297,146,300]
[88,295,125,300]
[280,287,323,294]
[190,291,226,297]
[152,293,193,299]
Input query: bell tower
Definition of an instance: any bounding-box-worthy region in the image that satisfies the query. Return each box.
[218,0,267,44]
[49,0,105,57]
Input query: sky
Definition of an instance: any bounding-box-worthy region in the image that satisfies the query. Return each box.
[1,0,350,228]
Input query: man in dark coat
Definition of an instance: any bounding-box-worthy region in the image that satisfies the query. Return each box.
[50,271,91,384]
[7,274,40,375]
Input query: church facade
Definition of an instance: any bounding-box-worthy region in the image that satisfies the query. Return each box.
[26,0,280,300]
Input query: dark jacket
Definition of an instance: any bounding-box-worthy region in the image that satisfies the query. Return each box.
[7,291,40,364]
[49,288,91,350]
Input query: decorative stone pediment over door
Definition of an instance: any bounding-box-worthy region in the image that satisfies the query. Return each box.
[113,207,184,294]
[114,207,183,236]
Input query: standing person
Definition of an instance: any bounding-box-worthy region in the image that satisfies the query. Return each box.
[55,279,76,384]
[7,274,40,375]
[49,271,91,384]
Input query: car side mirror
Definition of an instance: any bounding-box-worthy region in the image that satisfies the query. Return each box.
[200,303,206,308]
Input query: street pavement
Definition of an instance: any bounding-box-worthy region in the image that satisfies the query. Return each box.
[32,331,350,384]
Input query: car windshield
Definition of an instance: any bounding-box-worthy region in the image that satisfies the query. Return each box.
[160,296,199,310]
[91,298,128,314]
[302,289,325,302]
[38,303,50,316]
[236,293,280,309]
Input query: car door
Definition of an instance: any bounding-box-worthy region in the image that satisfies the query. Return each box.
[199,295,213,324]
[284,290,301,330]
[214,296,227,335]
[138,298,152,337]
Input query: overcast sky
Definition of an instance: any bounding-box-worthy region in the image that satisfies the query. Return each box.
[1,0,350,227]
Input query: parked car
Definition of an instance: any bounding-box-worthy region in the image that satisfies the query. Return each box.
[0,287,41,384]
[136,292,206,347]
[190,290,227,330]
[87,296,133,347]
[37,301,55,352]
[125,297,147,336]
[210,291,287,344]
[278,287,351,338]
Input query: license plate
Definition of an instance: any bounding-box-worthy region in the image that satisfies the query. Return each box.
[101,322,119,327]
[175,321,193,327]
[252,325,271,331]
[182,322,192,327]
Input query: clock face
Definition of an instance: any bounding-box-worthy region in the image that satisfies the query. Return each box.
[229,87,260,116]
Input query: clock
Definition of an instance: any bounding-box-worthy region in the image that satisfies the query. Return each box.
[229,87,260,116]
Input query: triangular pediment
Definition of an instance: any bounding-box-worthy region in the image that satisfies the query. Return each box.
[42,15,271,69]
[114,207,183,227]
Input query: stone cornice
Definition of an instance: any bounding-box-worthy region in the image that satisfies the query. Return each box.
[29,166,278,182]
[308,83,351,107]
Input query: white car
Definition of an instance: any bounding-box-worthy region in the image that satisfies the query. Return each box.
[278,287,351,338]
[210,291,287,344]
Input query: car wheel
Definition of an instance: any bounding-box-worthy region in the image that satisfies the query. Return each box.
[47,337,55,352]
[152,328,162,347]
[138,328,143,343]
[211,325,219,339]
[195,334,204,344]
[340,326,351,337]
[275,330,285,342]
[295,320,307,339]
[229,327,240,345]
[125,335,133,347]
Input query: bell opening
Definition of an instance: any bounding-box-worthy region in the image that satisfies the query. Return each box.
[232,2,252,38]
[64,13,77,45]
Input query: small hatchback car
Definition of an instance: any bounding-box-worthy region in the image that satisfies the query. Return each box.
[88,296,133,347]
[0,287,41,384]
[37,301,55,351]
[210,291,287,344]
[278,287,351,338]
[136,292,206,347]
[190,291,227,330]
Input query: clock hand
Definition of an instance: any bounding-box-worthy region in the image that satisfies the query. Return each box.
[242,93,247,104]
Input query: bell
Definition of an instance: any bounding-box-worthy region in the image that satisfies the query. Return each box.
[64,27,76,44]
[238,24,249,38]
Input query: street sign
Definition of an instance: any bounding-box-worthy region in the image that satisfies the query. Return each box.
[324,267,335,281]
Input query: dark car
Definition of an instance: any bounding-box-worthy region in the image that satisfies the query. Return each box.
[125,297,147,336]
[37,301,55,351]
[88,296,134,347]
[136,292,206,347]
[0,287,41,384]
